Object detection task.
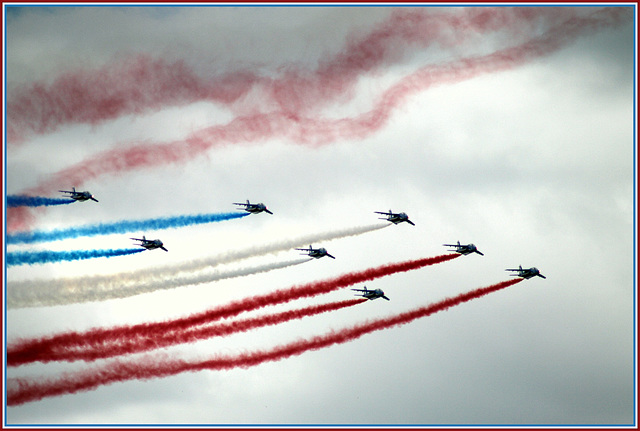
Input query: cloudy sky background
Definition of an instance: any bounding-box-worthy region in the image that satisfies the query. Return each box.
[3,4,636,426]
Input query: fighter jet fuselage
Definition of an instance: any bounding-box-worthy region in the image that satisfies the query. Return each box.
[352,287,390,300]
[131,236,168,252]
[375,210,415,226]
[234,200,273,214]
[506,266,546,279]
[59,187,98,202]
[295,245,335,259]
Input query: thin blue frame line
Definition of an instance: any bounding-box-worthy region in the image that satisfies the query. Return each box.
[3,1,7,426]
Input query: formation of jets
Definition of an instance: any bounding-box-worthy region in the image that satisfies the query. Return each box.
[59,187,98,202]
[60,187,170,252]
[375,210,415,226]
[506,265,546,279]
[352,286,390,301]
[296,245,335,259]
[131,236,168,252]
[353,262,546,304]
[234,200,273,215]
[52,192,545,296]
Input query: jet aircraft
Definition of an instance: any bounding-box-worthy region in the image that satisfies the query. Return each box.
[234,200,273,215]
[506,265,546,279]
[352,286,390,301]
[295,245,335,259]
[59,187,98,202]
[131,236,168,252]
[444,241,484,256]
[375,210,414,226]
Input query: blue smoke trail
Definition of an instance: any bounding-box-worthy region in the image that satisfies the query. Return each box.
[7,212,251,245]
[6,248,146,267]
[7,195,75,208]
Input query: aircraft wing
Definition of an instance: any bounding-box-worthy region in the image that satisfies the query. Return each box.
[406,220,415,226]
[90,197,99,202]
[351,288,368,292]
[374,211,392,215]
[326,253,336,259]
[381,295,390,301]
[537,274,546,279]
[475,250,484,256]
[264,209,273,214]
[295,247,312,252]
[160,246,168,252]
[232,202,249,206]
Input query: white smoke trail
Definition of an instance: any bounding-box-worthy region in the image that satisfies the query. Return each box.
[7,223,388,308]
[8,258,312,308]
[181,223,388,271]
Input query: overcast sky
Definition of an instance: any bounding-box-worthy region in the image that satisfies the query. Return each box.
[3,3,636,426]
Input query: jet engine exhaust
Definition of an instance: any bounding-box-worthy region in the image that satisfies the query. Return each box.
[7,211,250,245]
[6,278,523,406]
[7,254,461,359]
[6,248,145,267]
[7,224,388,309]
[7,298,367,366]
[7,195,75,208]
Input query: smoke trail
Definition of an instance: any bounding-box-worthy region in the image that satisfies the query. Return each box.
[7,57,260,146]
[9,258,312,308]
[8,7,630,233]
[8,298,366,366]
[6,248,145,267]
[7,211,250,245]
[6,8,581,146]
[255,7,581,116]
[6,279,522,405]
[7,224,388,309]
[7,253,461,359]
[7,195,75,208]
[6,8,628,234]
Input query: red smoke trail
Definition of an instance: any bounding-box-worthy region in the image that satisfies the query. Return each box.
[6,278,523,406]
[7,7,630,232]
[6,56,261,146]
[7,254,460,366]
[239,7,581,116]
[8,298,366,366]
[6,7,581,146]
